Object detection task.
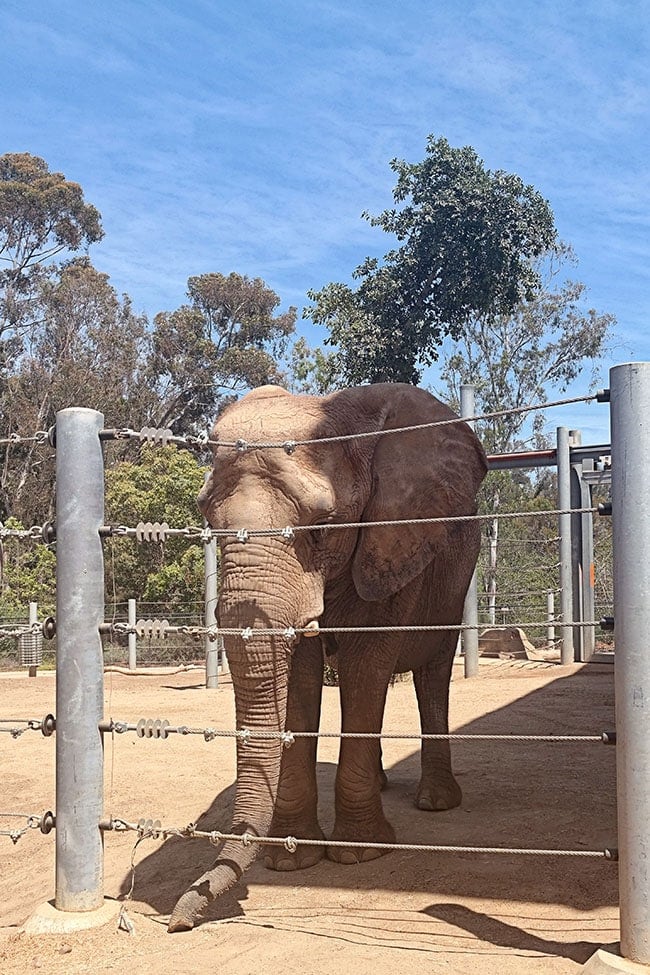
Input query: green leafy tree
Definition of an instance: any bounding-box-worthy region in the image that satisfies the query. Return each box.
[0,153,103,361]
[307,135,557,384]
[0,517,56,630]
[1,258,149,521]
[287,337,345,394]
[146,272,297,430]
[439,247,615,454]
[104,445,208,614]
[437,246,614,628]
[474,476,560,633]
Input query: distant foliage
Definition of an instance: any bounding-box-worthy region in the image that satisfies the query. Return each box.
[0,518,56,619]
[307,135,558,385]
[146,272,297,431]
[104,446,208,614]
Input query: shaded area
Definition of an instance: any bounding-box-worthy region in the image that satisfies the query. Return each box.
[423,903,618,964]
[117,662,618,960]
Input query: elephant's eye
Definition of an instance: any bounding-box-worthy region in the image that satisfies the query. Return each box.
[309,524,328,547]
[309,516,334,547]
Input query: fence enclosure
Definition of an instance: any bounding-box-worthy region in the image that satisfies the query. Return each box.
[2,362,649,969]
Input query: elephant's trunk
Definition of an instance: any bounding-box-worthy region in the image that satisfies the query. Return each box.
[168,636,289,932]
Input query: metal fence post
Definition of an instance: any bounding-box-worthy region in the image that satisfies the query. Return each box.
[28,601,38,677]
[569,430,585,661]
[460,384,480,677]
[556,426,574,664]
[204,526,219,689]
[128,598,137,671]
[546,590,555,649]
[610,362,650,964]
[55,408,105,912]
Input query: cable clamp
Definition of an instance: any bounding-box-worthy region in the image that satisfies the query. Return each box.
[136,718,170,739]
[139,426,173,445]
[135,618,171,639]
[135,521,170,543]
[137,818,163,838]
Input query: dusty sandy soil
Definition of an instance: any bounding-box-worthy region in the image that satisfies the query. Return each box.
[0,659,618,974]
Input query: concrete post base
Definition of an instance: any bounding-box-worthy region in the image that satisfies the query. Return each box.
[582,948,650,973]
[23,898,121,934]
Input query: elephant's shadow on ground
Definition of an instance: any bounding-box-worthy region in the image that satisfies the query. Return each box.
[118,665,618,958]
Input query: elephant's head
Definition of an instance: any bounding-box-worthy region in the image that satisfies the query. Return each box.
[167,383,487,931]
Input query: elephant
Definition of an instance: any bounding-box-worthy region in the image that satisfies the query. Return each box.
[168,382,487,932]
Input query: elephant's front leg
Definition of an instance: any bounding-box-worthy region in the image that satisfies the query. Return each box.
[265,637,326,871]
[329,643,396,863]
[413,638,462,811]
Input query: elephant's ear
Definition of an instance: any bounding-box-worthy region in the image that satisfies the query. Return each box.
[351,385,487,602]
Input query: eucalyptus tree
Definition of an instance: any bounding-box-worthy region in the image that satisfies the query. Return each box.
[0,152,103,362]
[438,247,615,626]
[1,258,149,521]
[146,272,297,431]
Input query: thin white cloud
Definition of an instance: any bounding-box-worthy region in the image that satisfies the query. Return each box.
[1,0,648,417]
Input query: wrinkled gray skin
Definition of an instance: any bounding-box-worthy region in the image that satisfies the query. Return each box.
[168,383,487,932]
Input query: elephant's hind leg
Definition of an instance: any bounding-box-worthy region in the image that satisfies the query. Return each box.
[413,640,462,812]
[265,638,326,871]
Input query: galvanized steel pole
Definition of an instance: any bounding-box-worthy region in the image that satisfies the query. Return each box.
[128,598,137,670]
[460,384,480,678]
[55,408,105,911]
[28,601,38,678]
[610,362,650,964]
[204,528,219,689]
[546,590,555,649]
[556,426,574,664]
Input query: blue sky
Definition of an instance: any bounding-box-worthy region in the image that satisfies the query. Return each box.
[2,0,649,443]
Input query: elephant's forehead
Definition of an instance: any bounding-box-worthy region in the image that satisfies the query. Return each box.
[211,456,336,529]
[217,450,332,497]
[214,393,325,443]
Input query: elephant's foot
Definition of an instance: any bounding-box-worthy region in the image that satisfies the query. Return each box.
[168,887,211,932]
[264,818,326,871]
[416,773,462,811]
[327,817,396,864]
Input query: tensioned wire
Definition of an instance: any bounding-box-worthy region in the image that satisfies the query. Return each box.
[105,817,614,859]
[206,392,601,450]
[0,392,604,452]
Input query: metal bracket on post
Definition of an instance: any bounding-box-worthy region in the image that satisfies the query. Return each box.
[54,408,105,913]
[460,384,480,678]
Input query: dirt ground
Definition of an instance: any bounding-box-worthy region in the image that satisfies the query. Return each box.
[0,659,618,975]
